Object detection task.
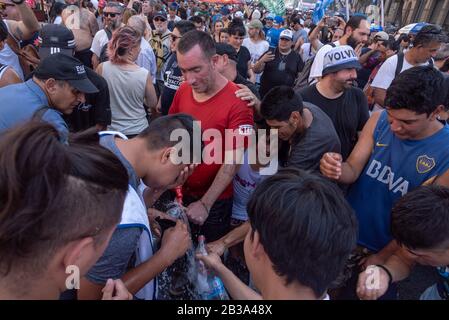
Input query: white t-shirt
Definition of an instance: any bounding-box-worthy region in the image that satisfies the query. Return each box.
[301,42,316,62]
[90,29,110,58]
[53,16,62,24]
[242,38,269,84]
[232,152,265,221]
[136,37,157,84]
[308,40,340,83]
[371,54,431,90]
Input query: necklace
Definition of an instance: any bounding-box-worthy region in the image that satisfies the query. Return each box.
[278,51,290,71]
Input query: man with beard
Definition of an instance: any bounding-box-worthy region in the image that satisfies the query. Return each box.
[299,46,369,161]
[309,15,370,84]
[90,1,124,69]
[62,0,99,68]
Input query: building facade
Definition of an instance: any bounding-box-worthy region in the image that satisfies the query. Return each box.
[384,0,449,30]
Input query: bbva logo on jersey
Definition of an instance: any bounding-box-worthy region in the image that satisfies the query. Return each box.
[416,155,436,174]
[366,160,409,196]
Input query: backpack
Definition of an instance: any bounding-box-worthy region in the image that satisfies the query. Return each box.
[6,33,40,78]
[363,52,435,110]
[294,42,336,91]
[149,31,171,72]
[99,28,113,63]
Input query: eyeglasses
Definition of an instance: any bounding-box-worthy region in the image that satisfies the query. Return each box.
[103,12,119,18]
[154,17,167,22]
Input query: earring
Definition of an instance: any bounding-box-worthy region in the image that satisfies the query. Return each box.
[437,115,442,120]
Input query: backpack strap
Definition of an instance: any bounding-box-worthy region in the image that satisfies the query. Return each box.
[395,52,404,77]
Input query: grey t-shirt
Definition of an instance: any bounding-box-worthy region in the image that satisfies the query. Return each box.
[283,102,341,172]
[85,135,142,285]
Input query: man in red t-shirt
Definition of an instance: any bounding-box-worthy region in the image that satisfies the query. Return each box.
[169,30,254,242]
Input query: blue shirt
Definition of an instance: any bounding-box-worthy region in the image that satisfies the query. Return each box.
[0,79,69,143]
[266,28,284,48]
[347,111,449,252]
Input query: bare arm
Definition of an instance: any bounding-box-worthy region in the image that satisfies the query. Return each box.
[214,262,262,300]
[247,61,255,83]
[320,112,380,184]
[207,222,250,256]
[373,88,387,107]
[88,12,99,37]
[7,2,40,40]
[201,163,240,210]
[95,62,103,76]
[145,73,158,113]
[0,68,22,87]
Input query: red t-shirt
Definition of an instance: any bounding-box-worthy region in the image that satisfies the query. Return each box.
[169,81,254,200]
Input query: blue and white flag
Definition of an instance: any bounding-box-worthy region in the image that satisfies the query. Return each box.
[312,0,337,24]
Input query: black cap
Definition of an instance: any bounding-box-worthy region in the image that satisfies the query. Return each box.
[38,24,76,59]
[215,43,238,63]
[153,11,167,20]
[34,53,98,94]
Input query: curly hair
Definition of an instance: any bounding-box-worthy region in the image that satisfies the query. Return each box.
[107,26,140,65]
[385,66,445,116]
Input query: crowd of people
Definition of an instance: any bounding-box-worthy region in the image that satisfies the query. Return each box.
[0,0,449,301]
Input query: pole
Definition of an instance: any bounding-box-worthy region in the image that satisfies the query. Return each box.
[381,0,385,28]
[346,0,350,21]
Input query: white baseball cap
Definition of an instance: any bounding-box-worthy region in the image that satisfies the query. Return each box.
[279,29,294,41]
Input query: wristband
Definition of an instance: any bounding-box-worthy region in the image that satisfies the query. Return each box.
[376,264,393,285]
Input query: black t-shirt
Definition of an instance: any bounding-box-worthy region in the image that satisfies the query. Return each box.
[160,54,183,115]
[299,84,369,160]
[63,67,111,132]
[281,103,341,172]
[259,48,304,99]
[236,46,251,80]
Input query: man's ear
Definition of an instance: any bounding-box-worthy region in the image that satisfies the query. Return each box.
[248,230,265,260]
[290,111,301,127]
[44,78,59,94]
[61,237,96,271]
[211,54,220,68]
[161,147,175,164]
[431,105,446,120]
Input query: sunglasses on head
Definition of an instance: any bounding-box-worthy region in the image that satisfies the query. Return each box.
[103,12,119,18]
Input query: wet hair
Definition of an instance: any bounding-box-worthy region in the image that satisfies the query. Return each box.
[0,122,128,278]
[260,86,304,121]
[385,66,446,116]
[247,168,357,298]
[138,114,202,163]
[413,24,446,48]
[391,185,449,250]
[174,20,196,36]
[344,15,367,34]
[177,30,216,60]
[228,18,246,36]
[107,26,141,65]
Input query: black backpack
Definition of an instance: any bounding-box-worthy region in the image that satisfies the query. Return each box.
[99,29,113,63]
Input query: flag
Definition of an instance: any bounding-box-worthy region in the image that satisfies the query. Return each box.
[312,0,336,24]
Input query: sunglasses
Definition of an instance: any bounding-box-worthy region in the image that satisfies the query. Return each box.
[171,35,182,41]
[154,17,167,22]
[103,12,119,18]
